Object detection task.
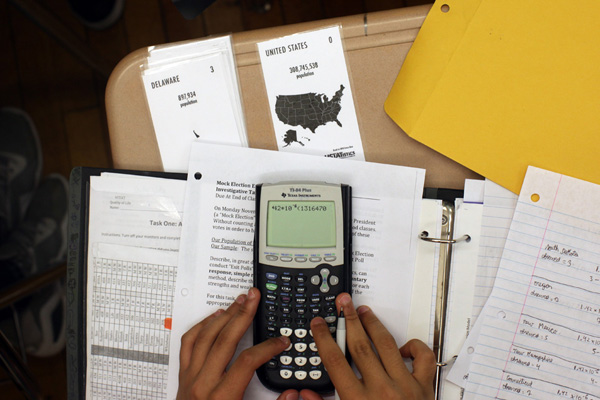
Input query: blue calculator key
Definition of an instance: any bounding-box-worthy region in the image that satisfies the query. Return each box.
[266,272,278,280]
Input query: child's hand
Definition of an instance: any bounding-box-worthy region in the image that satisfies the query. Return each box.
[177,287,300,400]
[301,293,436,400]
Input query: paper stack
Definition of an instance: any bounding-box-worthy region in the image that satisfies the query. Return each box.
[445,170,600,400]
[141,36,248,172]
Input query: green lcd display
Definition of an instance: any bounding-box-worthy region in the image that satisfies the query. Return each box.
[266,200,336,248]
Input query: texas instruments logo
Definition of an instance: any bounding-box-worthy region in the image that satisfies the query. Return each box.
[281,193,287,198]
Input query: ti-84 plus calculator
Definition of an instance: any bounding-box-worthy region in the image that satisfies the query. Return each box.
[253,181,352,393]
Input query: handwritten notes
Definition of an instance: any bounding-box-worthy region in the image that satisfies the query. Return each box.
[463,167,600,399]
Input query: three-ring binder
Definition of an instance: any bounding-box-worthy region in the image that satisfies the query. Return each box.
[419,200,469,400]
[420,231,471,244]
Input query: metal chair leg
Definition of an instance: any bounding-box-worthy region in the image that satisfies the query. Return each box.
[0,329,44,400]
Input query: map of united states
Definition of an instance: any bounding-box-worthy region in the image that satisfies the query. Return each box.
[275,84,344,133]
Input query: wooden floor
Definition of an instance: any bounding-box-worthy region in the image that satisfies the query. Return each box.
[0,0,431,398]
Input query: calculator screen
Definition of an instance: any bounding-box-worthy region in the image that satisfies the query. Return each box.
[266,200,336,248]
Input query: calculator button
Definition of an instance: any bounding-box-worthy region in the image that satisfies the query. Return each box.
[296,275,307,283]
[294,343,308,352]
[280,370,292,379]
[281,317,291,324]
[296,296,307,304]
[281,296,292,303]
[280,356,292,365]
[296,307,306,315]
[267,315,277,322]
[295,257,307,262]
[325,295,336,302]
[310,275,320,285]
[281,306,292,314]
[281,275,292,283]
[311,307,320,314]
[294,371,308,380]
[296,286,306,294]
[309,370,322,380]
[285,342,293,351]
[295,318,307,326]
[267,304,277,312]
[267,326,277,333]
[309,257,322,263]
[266,256,278,261]
[294,329,308,338]
[324,316,337,324]
[281,285,292,292]
[266,283,278,291]
[311,296,321,303]
[309,342,318,352]
[326,306,335,314]
[266,294,277,301]
[280,328,293,336]
[280,256,293,262]
[319,269,330,293]
[330,275,339,286]
[294,329,308,339]
[309,356,322,366]
[267,359,278,368]
[294,357,307,366]
[324,256,336,262]
[266,272,278,280]
[329,327,336,334]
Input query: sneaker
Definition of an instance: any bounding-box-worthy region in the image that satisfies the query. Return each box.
[0,174,68,289]
[0,108,43,243]
[20,280,66,357]
[68,0,125,30]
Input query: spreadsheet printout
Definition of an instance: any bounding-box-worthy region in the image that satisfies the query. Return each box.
[87,244,178,399]
[85,174,185,399]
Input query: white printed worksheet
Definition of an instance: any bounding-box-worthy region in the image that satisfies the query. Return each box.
[166,143,425,399]
[257,26,365,160]
[86,174,186,399]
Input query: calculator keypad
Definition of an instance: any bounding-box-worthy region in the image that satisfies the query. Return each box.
[256,263,346,392]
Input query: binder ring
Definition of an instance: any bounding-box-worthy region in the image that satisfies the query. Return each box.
[419,231,470,244]
[436,355,458,368]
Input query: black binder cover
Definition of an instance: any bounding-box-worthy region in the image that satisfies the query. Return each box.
[66,167,186,400]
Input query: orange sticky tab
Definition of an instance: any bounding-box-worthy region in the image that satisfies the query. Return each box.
[164,317,172,330]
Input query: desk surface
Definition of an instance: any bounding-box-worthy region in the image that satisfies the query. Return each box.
[105,5,480,190]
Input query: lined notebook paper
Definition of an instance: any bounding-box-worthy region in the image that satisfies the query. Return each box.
[463,167,600,399]
[471,180,518,320]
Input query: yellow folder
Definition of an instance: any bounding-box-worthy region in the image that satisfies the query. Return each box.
[385,0,600,194]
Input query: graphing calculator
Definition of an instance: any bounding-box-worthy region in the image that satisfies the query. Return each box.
[253,181,352,393]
